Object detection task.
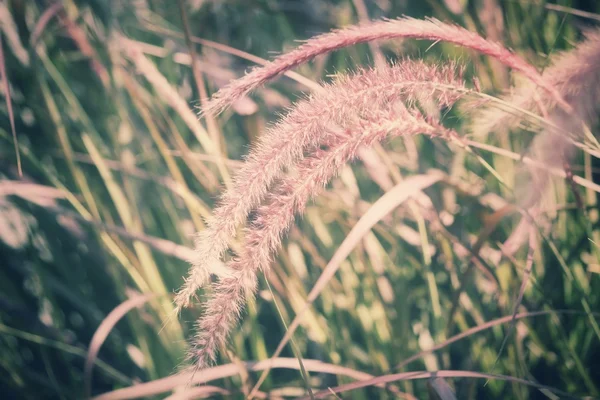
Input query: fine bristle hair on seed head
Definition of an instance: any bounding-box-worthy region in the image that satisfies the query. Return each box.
[180,59,468,370]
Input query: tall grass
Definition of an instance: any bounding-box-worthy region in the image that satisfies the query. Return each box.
[1,0,600,399]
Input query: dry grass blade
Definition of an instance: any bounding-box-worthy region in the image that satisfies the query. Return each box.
[58,11,109,87]
[124,44,214,154]
[124,43,232,186]
[93,357,410,400]
[119,39,236,82]
[545,3,600,22]
[63,151,211,217]
[248,171,445,397]
[352,0,386,67]
[0,31,21,177]
[50,206,196,262]
[85,294,155,399]
[80,132,184,348]
[306,370,580,399]
[176,0,227,171]
[0,2,29,66]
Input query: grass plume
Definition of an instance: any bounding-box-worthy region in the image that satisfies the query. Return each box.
[183,59,468,369]
[202,17,569,117]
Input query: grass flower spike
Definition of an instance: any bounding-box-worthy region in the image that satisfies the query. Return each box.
[183,59,468,369]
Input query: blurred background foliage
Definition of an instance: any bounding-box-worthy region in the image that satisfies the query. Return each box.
[1,0,600,398]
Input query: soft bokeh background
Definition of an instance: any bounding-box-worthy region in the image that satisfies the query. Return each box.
[1,0,600,398]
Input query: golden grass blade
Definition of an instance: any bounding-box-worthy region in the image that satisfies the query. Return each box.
[39,81,102,219]
[82,134,135,227]
[123,76,211,227]
[37,49,103,140]
[123,44,231,185]
[123,45,212,150]
[63,151,212,215]
[82,134,184,347]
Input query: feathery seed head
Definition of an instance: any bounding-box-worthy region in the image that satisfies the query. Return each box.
[180,59,468,370]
